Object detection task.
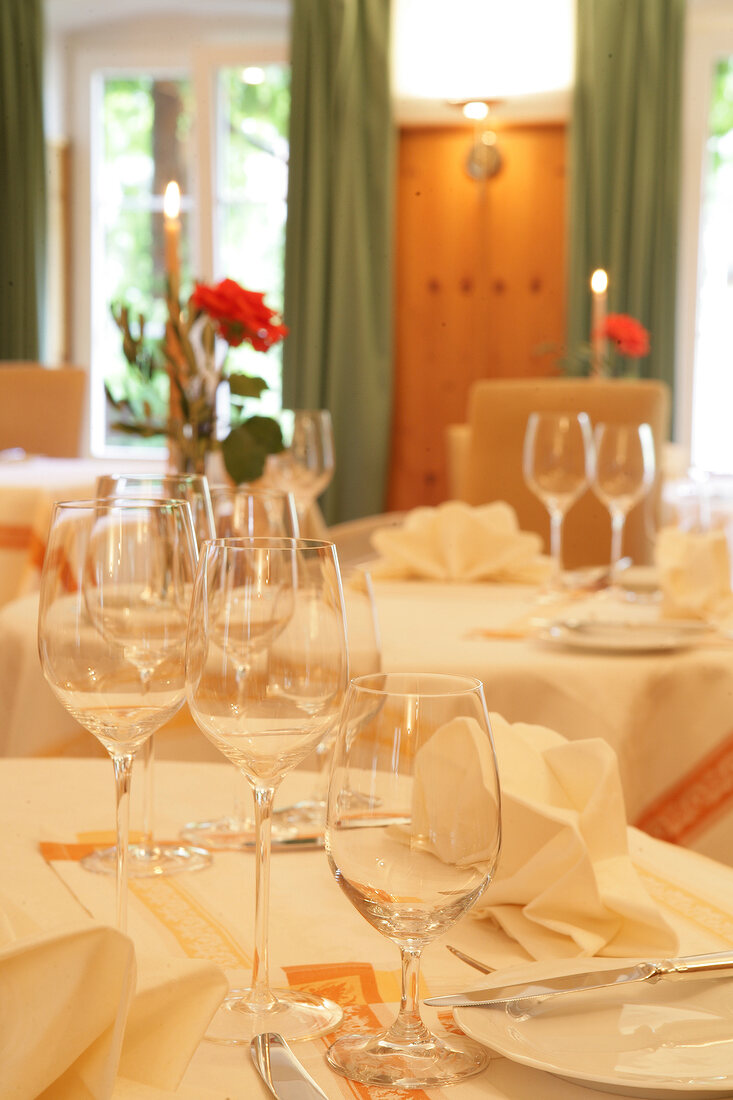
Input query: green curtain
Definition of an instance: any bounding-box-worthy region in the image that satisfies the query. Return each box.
[282,0,394,524]
[0,0,46,360]
[567,0,685,394]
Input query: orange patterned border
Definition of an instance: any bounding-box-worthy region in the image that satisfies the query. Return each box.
[635,727,733,844]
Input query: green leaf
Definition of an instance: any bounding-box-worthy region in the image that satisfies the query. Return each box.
[244,415,284,454]
[220,416,284,483]
[228,373,268,399]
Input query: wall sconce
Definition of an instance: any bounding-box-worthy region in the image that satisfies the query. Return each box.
[453,100,503,181]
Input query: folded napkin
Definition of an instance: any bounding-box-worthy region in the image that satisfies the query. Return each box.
[0,918,228,1100]
[411,714,678,961]
[655,525,733,621]
[369,501,551,583]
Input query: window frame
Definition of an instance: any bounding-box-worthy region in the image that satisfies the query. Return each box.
[65,30,288,458]
[677,4,733,459]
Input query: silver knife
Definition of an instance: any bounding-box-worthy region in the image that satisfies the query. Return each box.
[250,1032,331,1100]
[424,950,733,1008]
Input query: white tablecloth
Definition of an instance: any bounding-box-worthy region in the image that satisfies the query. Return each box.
[5,570,733,863]
[5,757,733,1100]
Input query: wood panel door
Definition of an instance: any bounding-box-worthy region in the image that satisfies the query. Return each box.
[388,122,567,510]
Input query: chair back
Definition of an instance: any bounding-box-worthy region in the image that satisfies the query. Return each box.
[460,377,670,568]
[0,364,86,457]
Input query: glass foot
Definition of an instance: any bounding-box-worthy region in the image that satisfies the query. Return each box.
[205,985,342,1045]
[326,1029,490,1089]
[180,815,323,850]
[81,841,212,877]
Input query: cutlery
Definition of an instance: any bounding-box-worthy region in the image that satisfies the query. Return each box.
[446,944,496,974]
[250,1032,331,1100]
[425,949,733,1008]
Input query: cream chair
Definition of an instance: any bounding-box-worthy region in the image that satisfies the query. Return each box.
[0,363,86,457]
[447,377,670,569]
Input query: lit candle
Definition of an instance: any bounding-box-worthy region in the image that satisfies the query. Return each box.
[590,268,608,377]
[163,180,181,300]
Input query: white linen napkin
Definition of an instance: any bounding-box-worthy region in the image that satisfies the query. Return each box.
[655,525,733,620]
[368,501,552,583]
[411,713,678,961]
[0,918,228,1100]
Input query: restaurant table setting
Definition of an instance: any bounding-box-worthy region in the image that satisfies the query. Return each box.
[5,743,733,1099]
[5,476,733,1097]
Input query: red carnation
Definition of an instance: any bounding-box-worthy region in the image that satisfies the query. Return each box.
[190,277,288,352]
[597,314,650,358]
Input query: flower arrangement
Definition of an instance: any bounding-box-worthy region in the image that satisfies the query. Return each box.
[108,276,288,482]
[555,313,651,378]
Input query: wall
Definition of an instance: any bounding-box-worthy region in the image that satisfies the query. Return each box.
[387,121,568,510]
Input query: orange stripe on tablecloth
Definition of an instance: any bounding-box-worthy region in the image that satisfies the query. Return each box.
[635,728,733,844]
[40,840,101,861]
[128,877,252,969]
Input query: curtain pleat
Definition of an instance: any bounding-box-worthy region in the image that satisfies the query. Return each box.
[282,0,394,523]
[0,0,46,360]
[567,0,684,395]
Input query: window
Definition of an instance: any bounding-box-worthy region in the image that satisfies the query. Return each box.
[688,56,733,473]
[678,7,733,473]
[87,54,290,455]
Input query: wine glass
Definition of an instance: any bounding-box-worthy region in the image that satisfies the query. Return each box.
[592,422,656,586]
[325,672,501,1089]
[264,409,335,535]
[271,569,381,841]
[181,485,301,850]
[86,472,216,876]
[37,499,198,930]
[523,411,594,585]
[185,537,349,1043]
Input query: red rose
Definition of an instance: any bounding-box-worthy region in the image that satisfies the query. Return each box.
[597,314,650,357]
[190,278,288,352]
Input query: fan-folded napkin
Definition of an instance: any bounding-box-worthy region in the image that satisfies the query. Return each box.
[655,525,733,621]
[411,713,678,961]
[368,501,551,583]
[0,917,228,1100]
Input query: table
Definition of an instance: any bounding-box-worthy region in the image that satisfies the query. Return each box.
[5,756,733,1100]
[4,577,733,864]
[0,455,166,607]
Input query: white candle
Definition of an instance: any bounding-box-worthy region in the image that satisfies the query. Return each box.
[163,180,181,300]
[590,268,608,377]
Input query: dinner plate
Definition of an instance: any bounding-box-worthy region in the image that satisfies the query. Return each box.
[536,618,710,653]
[455,975,733,1097]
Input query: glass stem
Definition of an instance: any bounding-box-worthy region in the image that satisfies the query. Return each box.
[610,510,626,582]
[250,782,277,1009]
[383,946,432,1046]
[140,734,155,853]
[112,752,134,933]
[549,509,564,580]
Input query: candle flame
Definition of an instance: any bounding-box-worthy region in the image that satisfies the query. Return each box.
[463,101,489,121]
[590,268,608,294]
[164,181,180,220]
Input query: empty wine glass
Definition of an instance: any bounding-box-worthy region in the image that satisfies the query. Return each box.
[592,422,656,586]
[186,537,349,1043]
[38,499,198,930]
[523,411,594,585]
[326,672,501,1089]
[85,472,216,876]
[264,410,335,535]
[180,485,300,850]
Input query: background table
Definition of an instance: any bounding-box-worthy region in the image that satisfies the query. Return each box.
[5,577,733,865]
[0,455,166,607]
[5,757,733,1100]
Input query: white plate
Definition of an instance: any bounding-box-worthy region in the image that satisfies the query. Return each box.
[536,618,710,653]
[455,975,733,1097]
